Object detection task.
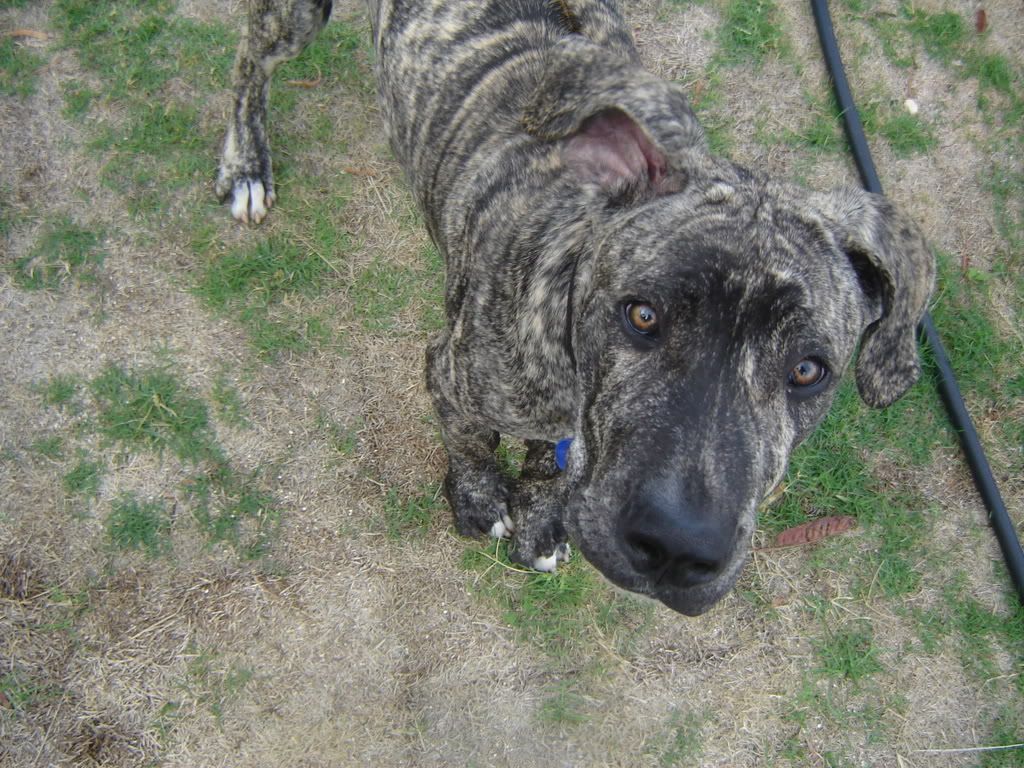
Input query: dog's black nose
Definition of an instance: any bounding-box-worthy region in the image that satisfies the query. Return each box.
[622,493,735,588]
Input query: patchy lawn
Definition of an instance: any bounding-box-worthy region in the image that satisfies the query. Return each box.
[1,0,1021,765]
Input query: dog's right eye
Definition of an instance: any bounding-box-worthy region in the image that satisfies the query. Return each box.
[787,356,830,394]
[624,302,659,336]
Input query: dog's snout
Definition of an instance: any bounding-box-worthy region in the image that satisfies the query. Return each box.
[622,493,735,588]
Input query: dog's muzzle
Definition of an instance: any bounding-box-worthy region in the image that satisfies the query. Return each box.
[618,487,739,590]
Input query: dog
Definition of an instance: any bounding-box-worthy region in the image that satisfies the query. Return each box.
[216,0,935,615]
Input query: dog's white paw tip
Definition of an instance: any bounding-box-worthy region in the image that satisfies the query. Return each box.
[230,179,269,224]
[532,544,570,573]
[532,552,559,572]
[489,514,514,539]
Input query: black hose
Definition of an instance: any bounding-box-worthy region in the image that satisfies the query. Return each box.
[809,0,1024,603]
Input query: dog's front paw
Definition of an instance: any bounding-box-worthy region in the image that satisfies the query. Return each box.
[508,499,570,573]
[445,468,514,540]
[220,175,275,225]
[216,128,275,224]
[216,164,275,225]
[526,542,571,573]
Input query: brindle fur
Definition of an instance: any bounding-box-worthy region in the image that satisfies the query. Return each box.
[217,0,935,615]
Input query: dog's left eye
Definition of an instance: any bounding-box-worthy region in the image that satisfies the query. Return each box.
[625,302,659,336]
[788,357,829,391]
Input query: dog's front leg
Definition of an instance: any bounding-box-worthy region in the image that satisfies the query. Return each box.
[427,340,515,539]
[438,419,515,541]
[508,440,572,572]
[216,0,331,223]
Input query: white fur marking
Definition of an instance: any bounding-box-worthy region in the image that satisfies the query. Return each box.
[532,543,571,573]
[489,514,515,539]
[532,552,559,572]
[231,180,270,224]
[231,181,251,223]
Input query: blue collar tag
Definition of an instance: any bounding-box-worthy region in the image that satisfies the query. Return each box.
[555,438,573,471]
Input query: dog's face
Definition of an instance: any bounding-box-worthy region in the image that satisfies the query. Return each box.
[564,180,904,614]
[542,116,933,615]
[520,40,933,613]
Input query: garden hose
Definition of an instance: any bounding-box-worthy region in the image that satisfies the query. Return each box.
[809,0,1024,603]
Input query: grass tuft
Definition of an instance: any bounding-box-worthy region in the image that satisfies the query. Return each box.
[537,677,590,726]
[383,484,442,539]
[196,235,335,356]
[30,435,64,460]
[903,6,967,65]
[0,36,45,97]
[461,541,652,660]
[11,216,105,290]
[90,364,220,463]
[187,462,279,559]
[647,709,706,766]
[41,374,81,411]
[814,621,884,682]
[718,0,789,65]
[63,455,104,500]
[211,374,249,429]
[107,492,171,557]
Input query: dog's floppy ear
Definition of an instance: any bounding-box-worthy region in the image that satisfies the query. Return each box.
[523,36,704,197]
[813,187,936,408]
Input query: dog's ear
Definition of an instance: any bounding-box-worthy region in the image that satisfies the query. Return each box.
[813,187,936,408]
[522,36,704,197]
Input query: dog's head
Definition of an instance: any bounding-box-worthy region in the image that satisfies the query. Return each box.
[525,38,935,615]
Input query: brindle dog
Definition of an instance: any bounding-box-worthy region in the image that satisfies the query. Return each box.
[217,0,935,615]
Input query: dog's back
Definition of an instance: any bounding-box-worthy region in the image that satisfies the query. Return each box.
[370,1,591,252]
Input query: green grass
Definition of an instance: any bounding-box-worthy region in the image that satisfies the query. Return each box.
[983,708,1024,767]
[61,79,99,119]
[50,0,233,99]
[460,540,653,661]
[30,435,64,460]
[383,484,442,539]
[38,362,282,558]
[930,252,1022,405]
[39,376,79,411]
[350,261,419,331]
[781,82,937,159]
[813,621,884,682]
[11,216,105,290]
[0,36,45,97]
[196,234,337,357]
[183,646,255,723]
[0,671,62,711]
[689,64,733,155]
[646,709,706,766]
[187,462,279,559]
[63,456,104,500]
[783,672,898,758]
[718,0,789,65]
[211,374,249,429]
[903,5,967,65]
[858,100,937,156]
[107,493,171,557]
[90,364,220,463]
[418,244,446,332]
[275,20,372,97]
[537,677,590,727]
[969,52,1016,96]
[92,102,207,215]
[50,1,234,217]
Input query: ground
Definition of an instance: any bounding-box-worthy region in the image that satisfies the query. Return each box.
[0,0,1022,766]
